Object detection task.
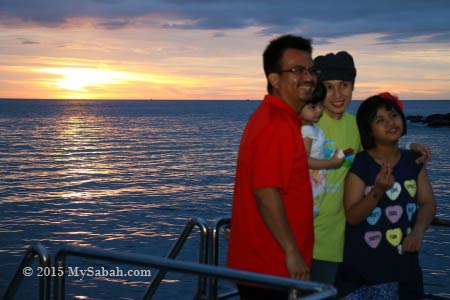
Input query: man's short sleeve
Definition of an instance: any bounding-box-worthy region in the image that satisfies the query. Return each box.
[251,122,294,193]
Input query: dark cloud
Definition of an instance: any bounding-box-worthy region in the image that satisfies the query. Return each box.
[97,19,131,29]
[212,32,227,38]
[18,38,39,45]
[1,0,449,43]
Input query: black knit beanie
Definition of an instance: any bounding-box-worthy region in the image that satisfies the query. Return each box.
[313,51,356,82]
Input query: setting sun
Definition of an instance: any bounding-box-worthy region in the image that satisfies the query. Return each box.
[38,67,132,92]
[30,64,225,100]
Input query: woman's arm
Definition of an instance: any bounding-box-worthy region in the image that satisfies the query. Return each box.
[344,163,394,225]
[409,143,432,164]
[402,166,436,253]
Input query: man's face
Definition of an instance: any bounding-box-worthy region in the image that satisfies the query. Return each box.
[271,49,317,113]
[322,80,354,120]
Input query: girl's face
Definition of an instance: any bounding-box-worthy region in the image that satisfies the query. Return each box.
[323,80,354,120]
[301,102,324,125]
[370,106,404,146]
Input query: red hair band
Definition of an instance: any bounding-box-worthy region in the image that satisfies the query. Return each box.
[379,92,404,110]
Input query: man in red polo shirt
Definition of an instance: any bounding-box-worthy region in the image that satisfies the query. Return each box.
[227,34,318,300]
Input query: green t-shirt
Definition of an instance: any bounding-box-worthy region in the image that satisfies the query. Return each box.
[314,111,362,262]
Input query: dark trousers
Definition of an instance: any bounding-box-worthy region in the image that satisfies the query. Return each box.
[237,284,289,300]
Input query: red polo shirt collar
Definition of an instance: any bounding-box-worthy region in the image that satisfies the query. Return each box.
[263,94,303,125]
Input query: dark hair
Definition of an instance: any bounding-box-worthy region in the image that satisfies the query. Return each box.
[308,81,326,105]
[313,51,356,83]
[356,95,407,150]
[263,34,312,94]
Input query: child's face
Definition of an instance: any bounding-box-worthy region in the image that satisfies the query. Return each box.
[323,80,354,120]
[370,106,404,145]
[301,102,324,125]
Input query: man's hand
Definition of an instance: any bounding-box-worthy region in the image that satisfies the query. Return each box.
[285,248,310,280]
[254,187,310,281]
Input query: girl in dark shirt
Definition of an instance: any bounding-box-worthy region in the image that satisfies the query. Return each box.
[336,93,436,300]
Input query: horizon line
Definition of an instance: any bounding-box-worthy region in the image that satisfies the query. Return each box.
[1,98,449,102]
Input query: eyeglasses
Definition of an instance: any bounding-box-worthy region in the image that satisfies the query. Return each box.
[278,66,321,77]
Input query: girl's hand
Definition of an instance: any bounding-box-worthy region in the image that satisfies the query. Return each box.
[374,163,395,193]
[329,150,345,168]
[402,230,424,253]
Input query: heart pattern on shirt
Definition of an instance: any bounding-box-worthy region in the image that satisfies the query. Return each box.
[385,182,401,201]
[386,228,403,247]
[406,203,417,221]
[385,205,403,224]
[364,185,373,196]
[367,207,382,225]
[365,231,382,249]
[404,179,417,198]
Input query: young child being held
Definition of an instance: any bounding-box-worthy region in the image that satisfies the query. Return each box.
[301,82,345,218]
[336,93,436,300]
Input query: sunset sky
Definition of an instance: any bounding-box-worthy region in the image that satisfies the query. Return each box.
[1,0,449,100]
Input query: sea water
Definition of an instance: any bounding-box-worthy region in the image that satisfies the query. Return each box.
[0,99,449,299]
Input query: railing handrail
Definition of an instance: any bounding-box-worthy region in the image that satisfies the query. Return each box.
[143,217,209,300]
[431,216,450,227]
[7,215,449,300]
[208,217,231,300]
[1,243,50,300]
[53,244,336,300]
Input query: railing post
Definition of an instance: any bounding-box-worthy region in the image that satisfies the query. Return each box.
[54,251,67,300]
[37,244,51,300]
[208,217,231,300]
[143,217,209,300]
[193,218,209,300]
[1,243,50,300]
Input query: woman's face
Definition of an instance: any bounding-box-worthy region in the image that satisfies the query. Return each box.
[322,80,354,120]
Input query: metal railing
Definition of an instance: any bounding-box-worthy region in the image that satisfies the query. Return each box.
[53,244,336,300]
[431,216,450,227]
[206,216,450,300]
[208,217,232,300]
[143,217,209,300]
[3,215,450,300]
[1,243,51,300]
